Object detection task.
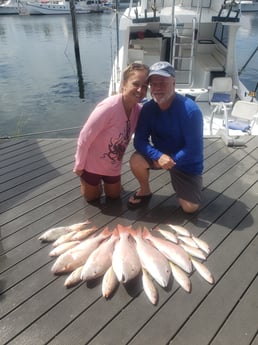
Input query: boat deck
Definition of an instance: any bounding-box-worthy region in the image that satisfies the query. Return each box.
[1,136,257,345]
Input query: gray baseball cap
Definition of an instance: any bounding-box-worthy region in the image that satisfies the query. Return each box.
[148,61,175,78]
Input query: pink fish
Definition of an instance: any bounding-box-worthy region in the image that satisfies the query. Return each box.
[142,227,192,274]
[80,229,119,281]
[64,266,83,288]
[49,241,81,257]
[142,268,158,305]
[102,266,119,299]
[130,228,171,288]
[191,258,215,284]
[112,224,141,283]
[51,227,111,274]
[169,261,191,293]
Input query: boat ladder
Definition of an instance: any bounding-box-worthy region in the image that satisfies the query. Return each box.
[171,17,197,87]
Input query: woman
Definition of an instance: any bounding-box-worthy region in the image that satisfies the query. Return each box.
[73,63,149,201]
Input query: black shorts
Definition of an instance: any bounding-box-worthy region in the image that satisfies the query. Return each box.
[80,170,121,186]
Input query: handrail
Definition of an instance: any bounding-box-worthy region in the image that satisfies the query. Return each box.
[239,45,258,76]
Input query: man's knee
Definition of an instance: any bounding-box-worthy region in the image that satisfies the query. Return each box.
[179,199,200,213]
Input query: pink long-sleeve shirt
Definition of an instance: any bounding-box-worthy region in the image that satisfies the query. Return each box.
[74,94,142,176]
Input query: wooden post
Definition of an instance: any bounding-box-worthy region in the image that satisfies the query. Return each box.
[69,0,85,99]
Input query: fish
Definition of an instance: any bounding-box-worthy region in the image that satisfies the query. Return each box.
[51,227,111,274]
[38,220,91,242]
[66,221,91,231]
[191,257,215,284]
[155,228,179,244]
[179,243,207,261]
[192,236,211,255]
[178,235,199,248]
[130,227,171,288]
[102,266,119,299]
[80,229,119,281]
[142,268,158,305]
[169,261,191,293]
[142,227,192,274]
[38,226,73,242]
[64,266,83,288]
[167,224,191,237]
[71,226,98,241]
[52,231,78,247]
[112,224,141,283]
[49,241,81,257]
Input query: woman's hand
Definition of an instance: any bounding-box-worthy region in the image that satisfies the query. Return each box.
[73,169,84,177]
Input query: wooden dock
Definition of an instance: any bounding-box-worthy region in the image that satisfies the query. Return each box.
[0,136,257,345]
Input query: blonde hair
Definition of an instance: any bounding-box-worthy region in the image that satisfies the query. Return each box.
[122,63,149,81]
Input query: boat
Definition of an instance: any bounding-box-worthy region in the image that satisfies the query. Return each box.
[0,0,27,14]
[109,0,258,145]
[26,0,111,15]
[232,0,258,12]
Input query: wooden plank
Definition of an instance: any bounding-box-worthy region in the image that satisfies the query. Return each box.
[250,334,258,345]
[82,191,258,345]
[0,140,76,182]
[0,137,257,345]
[167,211,258,345]
[210,276,258,345]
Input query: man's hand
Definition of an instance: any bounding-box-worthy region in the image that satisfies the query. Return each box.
[156,154,176,170]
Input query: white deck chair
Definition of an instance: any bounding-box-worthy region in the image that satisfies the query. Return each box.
[225,100,258,136]
[209,77,237,106]
[209,77,238,135]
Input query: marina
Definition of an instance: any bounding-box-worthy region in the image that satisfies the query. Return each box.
[0,4,257,139]
[0,0,113,15]
[109,0,258,143]
[0,1,258,343]
[0,135,257,344]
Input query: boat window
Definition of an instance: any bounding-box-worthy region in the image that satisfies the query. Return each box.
[213,23,229,48]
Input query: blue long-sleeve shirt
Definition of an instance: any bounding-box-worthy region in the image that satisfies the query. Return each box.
[133,93,204,175]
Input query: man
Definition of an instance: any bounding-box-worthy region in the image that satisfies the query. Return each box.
[127,61,203,213]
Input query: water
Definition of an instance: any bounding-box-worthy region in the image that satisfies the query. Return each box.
[0,13,116,138]
[236,13,258,95]
[0,12,257,138]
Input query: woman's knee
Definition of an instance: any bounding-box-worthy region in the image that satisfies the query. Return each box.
[80,181,102,201]
[104,182,121,199]
[130,152,149,169]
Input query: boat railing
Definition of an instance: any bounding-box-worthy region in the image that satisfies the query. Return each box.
[239,45,258,76]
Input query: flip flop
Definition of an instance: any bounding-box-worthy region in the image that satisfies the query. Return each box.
[127,192,152,210]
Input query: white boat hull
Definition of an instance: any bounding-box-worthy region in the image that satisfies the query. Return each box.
[26,0,108,14]
[234,1,258,12]
[0,0,20,14]
[109,0,258,141]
